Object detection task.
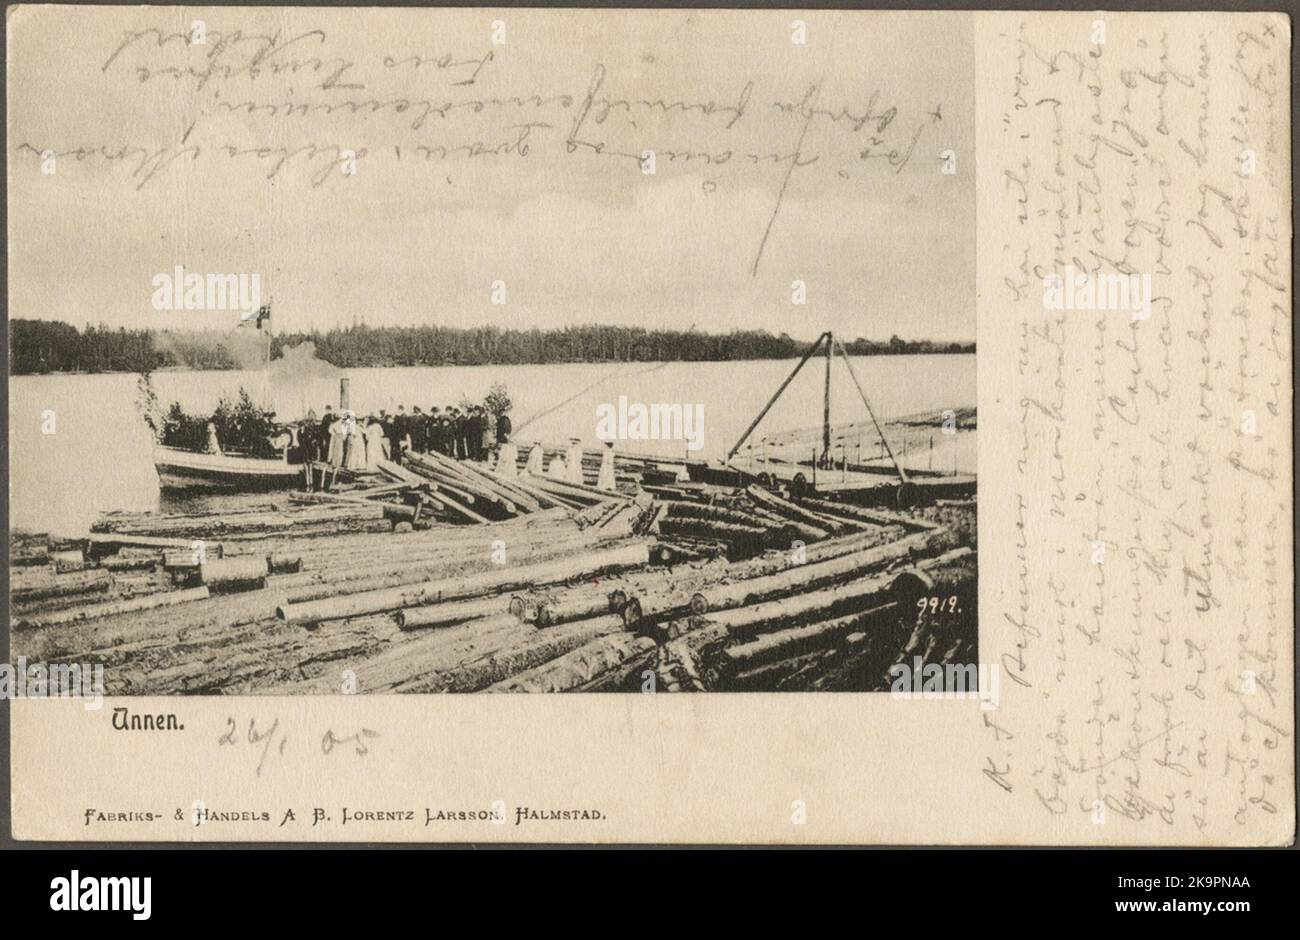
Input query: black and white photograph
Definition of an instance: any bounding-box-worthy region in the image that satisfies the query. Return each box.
[8,6,976,695]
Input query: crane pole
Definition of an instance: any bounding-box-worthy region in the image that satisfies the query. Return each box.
[822,330,832,466]
[726,332,829,462]
[833,335,909,485]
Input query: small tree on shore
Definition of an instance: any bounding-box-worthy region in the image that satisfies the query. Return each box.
[485,382,512,418]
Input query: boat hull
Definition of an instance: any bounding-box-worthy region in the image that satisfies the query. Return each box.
[153,446,302,492]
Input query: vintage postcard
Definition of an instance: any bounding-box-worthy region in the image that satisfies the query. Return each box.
[4,5,1293,844]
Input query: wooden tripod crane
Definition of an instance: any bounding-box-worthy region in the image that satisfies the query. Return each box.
[725,331,909,486]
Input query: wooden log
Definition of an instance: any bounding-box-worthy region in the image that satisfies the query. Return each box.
[274,532,636,589]
[689,530,935,616]
[520,472,629,504]
[657,518,772,557]
[13,586,211,630]
[485,467,570,510]
[10,545,51,566]
[802,633,893,692]
[656,620,731,689]
[536,591,623,628]
[433,452,544,512]
[745,485,855,532]
[488,633,657,693]
[427,486,491,524]
[286,614,525,693]
[374,458,425,484]
[405,452,517,514]
[116,546,167,558]
[723,551,975,679]
[417,477,482,508]
[354,481,422,499]
[394,614,627,693]
[499,472,584,510]
[394,594,510,629]
[99,554,160,572]
[267,554,303,574]
[96,504,385,532]
[664,501,779,529]
[597,504,634,530]
[620,587,695,631]
[11,569,112,603]
[398,460,481,504]
[268,529,622,596]
[795,496,941,531]
[111,573,167,598]
[732,502,830,543]
[275,534,641,601]
[162,549,201,568]
[886,549,977,635]
[92,509,387,541]
[199,556,270,592]
[416,494,446,514]
[703,575,896,637]
[277,541,653,624]
[271,520,581,569]
[50,549,87,572]
[87,533,223,555]
[722,603,898,668]
[730,646,841,690]
[290,489,417,518]
[10,565,57,591]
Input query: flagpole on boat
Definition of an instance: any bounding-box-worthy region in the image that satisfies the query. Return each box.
[261,302,272,414]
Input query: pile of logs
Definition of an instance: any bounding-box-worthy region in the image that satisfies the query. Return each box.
[644,482,940,562]
[11,454,977,694]
[9,529,307,630]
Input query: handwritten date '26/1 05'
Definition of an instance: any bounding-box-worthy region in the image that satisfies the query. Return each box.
[219,716,379,776]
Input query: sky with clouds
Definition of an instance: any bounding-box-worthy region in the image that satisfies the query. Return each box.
[9,7,974,343]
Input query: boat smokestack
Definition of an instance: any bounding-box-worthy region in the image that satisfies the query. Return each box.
[339,377,350,411]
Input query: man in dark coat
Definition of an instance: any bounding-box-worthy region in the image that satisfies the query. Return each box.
[409,406,427,454]
[298,409,318,462]
[451,408,468,459]
[388,405,407,463]
[317,406,337,461]
[464,407,482,461]
[429,407,446,455]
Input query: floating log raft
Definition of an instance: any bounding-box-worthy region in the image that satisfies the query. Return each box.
[13,587,211,631]
[488,634,658,693]
[277,541,654,625]
[10,443,976,695]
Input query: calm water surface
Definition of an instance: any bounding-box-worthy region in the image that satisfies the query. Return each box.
[9,354,974,534]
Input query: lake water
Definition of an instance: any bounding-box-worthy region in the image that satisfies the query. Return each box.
[8,354,975,535]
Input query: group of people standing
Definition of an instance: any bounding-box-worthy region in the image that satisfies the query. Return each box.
[295,403,512,470]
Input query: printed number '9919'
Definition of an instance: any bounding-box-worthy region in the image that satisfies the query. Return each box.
[917,596,960,621]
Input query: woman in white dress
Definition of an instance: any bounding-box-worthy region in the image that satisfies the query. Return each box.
[342,411,366,471]
[327,415,347,466]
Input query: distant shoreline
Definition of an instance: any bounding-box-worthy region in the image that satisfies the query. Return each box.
[11,349,977,378]
[10,318,974,376]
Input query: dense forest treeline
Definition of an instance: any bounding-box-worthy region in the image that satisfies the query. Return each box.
[9,319,975,375]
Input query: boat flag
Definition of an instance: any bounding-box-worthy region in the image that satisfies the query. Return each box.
[241,304,272,330]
